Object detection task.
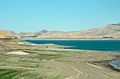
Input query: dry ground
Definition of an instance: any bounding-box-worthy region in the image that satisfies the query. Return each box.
[0,42,120,79]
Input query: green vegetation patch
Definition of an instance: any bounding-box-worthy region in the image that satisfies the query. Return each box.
[0,69,45,79]
[38,54,63,60]
[0,69,23,79]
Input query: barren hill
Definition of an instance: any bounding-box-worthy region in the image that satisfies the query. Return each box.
[0,30,17,41]
[16,23,120,39]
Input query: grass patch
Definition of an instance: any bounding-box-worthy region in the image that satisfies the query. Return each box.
[0,69,45,79]
[37,54,63,60]
[0,69,22,79]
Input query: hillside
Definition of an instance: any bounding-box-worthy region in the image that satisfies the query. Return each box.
[0,30,17,41]
[16,23,120,39]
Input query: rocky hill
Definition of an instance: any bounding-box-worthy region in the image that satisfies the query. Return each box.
[16,23,120,39]
[0,30,17,41]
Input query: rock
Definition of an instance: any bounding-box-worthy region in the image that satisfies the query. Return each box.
[108,60,120,70]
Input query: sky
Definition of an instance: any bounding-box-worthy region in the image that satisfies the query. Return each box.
[0,0,120,32]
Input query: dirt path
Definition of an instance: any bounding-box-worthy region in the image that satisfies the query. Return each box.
[64,62,120,79]
[86,63,103,70]
[65,66,82,79]
[50,60,82,79]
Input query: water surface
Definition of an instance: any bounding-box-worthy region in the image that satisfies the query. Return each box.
[26,40,120,52]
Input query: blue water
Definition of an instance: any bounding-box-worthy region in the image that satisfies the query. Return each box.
[25,40,120,52]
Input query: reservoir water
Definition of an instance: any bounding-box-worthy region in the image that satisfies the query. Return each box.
[26,40,120,52]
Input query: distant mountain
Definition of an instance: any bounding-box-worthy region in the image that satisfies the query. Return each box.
[1,23,120,40]
[16,29,49,39]
[17,23,120,39]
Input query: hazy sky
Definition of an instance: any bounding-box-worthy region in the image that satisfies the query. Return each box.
[0,0,120,32]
